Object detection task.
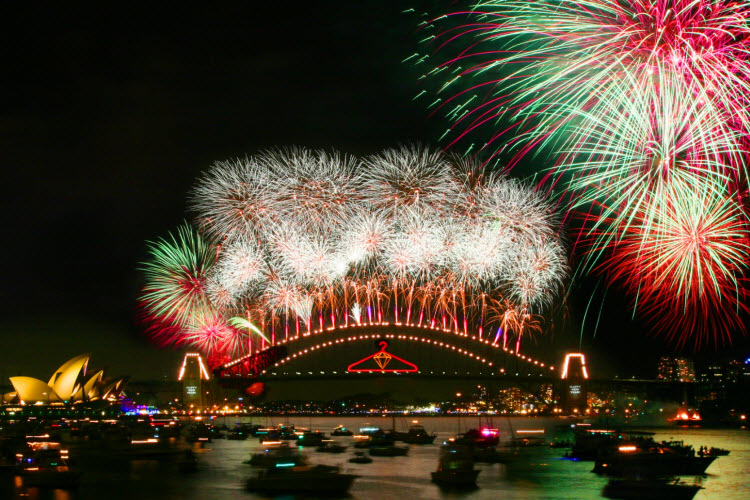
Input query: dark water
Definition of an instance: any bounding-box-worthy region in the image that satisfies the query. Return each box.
[3,416,747,499]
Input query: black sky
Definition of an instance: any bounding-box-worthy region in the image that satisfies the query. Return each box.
[2,2,745,381]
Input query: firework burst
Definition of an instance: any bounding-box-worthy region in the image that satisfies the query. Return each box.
[420,0,750,344]
[140,147,568,364]
[590,176,750,346]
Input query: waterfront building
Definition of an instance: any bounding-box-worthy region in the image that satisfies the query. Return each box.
[657,356,696,382]
[2,353,125,404]
[698,358,750,384]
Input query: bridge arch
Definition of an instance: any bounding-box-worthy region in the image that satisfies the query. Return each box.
[216,322,557,382]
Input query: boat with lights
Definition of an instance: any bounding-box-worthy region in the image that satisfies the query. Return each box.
[593,444,717,477]
[569,426,655,460]
[353,425,394,448]
[331,425,353,436]
[295,429,327,447]
[247,441,306,468]
[17,438,81,489]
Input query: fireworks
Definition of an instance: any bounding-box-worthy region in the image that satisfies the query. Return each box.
[421,1,750,344]
[140,147,567,365]
[421,0,750,166]
[591,177,750,347]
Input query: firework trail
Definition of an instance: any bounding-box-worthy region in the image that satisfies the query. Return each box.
[140,147,567,365]
[420,1,750,344]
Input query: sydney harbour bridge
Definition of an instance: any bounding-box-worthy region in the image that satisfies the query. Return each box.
[210,321,590,410]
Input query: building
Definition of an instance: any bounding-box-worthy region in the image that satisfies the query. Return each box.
[3,354,125,404]
[657,356,696,382]
[698,358,750,384]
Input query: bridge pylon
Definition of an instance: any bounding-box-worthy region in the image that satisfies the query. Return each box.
[559,353,589,414]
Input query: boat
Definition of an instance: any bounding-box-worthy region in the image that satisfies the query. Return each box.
[226,428,249,440]
[431,444,480,488]
[602,477,703,500]
[17,439,81,489]
[246,441,306,468]
[353,426,394,448]
[669,410,702,427]
[593,445,717,476]
[348,451,373,464]
[401,424,437,444]
[570,427,656,460]
[368,444,409,457]
[331,425,354,436]
[296,430,327,447]
[184,422,213,443]
[450,428,500,448]
[256,424,297,442]
[316,440,347,453]
[246,464,358,495]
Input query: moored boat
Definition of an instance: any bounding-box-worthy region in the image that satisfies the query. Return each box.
[331,425,354,436]
[431,444,480,488]
[593,445,717,476]
[246,441,306,468]
[296,430,327,447]
[17,439,81,489]
[246,464,358,495]
[602,478,703,500]
[402,424,437,444]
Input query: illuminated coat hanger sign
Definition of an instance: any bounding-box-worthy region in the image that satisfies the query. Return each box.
[347,340,418,373]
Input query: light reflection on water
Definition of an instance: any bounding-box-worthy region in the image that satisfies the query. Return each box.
[2,417,747,500]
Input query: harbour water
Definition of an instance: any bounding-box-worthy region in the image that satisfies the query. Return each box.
[3,416,747,499]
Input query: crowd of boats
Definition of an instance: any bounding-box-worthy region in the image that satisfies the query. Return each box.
[0,416,731,497]
[241,421,483,494]
[567,423,729,499]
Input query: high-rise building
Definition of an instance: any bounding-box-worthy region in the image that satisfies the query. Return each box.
[657,356,695,382]
[699,358,750,384]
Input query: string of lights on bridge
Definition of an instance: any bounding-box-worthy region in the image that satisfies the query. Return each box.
[220,321,556,376]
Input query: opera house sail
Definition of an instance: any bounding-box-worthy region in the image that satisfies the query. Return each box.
[3,354,125,405]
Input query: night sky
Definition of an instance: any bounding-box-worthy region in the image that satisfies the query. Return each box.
[2,2,745,382]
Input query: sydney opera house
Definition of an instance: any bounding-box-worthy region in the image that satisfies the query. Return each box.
[3,354,126,405]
